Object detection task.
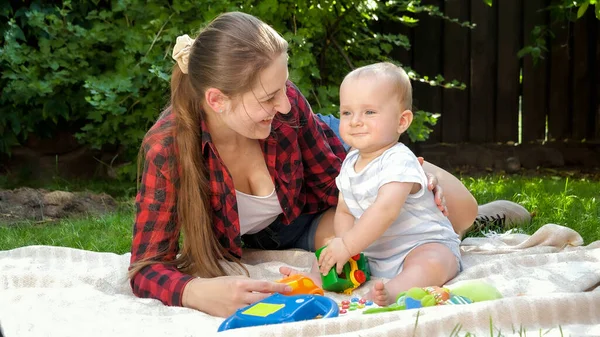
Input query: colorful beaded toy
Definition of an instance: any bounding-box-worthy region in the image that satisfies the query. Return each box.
[337,297,375,314]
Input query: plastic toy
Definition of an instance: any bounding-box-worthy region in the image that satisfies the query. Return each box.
[315,246,371,294]
[276,274,324,296]
[363,280,503,314]
[447,280,503,302]
[337,297,375,315]
[218,293,339,332]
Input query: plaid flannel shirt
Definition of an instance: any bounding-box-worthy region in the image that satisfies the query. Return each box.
[130,81,346,306]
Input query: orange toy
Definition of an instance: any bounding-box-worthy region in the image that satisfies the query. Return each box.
[276,274,324,296]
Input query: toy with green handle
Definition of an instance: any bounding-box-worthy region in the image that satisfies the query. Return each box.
[315,245,371,294]
[363,280,503,314]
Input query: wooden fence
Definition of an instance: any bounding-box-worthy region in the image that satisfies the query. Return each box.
[385,0,600,144]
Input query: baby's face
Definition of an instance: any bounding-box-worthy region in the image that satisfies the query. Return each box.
[339,76,406,154]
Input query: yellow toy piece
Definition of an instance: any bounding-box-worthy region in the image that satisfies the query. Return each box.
[343,258,362,294]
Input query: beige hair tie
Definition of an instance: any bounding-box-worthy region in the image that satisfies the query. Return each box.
[172,34,194,74]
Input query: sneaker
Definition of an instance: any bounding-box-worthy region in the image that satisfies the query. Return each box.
[470,200,532,233]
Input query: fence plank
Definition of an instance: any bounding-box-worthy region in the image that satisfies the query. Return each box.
[548,20,571,141]
[442,0,470,143]
[495,0,521,143]
[412,0,444,143]
[469,0,497,142]
[572,12,593,140]
[595,21,600,141]
[521,0,549,142]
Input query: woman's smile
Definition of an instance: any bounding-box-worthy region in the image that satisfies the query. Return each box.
[259,116,274,125]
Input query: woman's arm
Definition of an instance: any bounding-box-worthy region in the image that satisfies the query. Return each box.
[130,137,195,307]
[132,127,291,316]
[421,160,478,236]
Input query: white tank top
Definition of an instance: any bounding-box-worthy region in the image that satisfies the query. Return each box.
[235,188,283,235]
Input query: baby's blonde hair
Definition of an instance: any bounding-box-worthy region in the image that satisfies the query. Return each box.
[343,62,412,111]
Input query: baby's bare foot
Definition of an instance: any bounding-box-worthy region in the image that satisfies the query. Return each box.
[278,266,323,287]
[367,280,393,306]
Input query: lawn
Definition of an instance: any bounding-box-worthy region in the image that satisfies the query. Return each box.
[0,173,599,253]
[463,173,600,243]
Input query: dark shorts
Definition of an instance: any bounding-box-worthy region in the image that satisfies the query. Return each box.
[242,212,324,252]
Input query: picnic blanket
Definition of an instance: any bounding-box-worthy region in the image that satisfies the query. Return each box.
[1,223,599,337]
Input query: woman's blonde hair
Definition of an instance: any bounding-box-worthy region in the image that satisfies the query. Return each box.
[129,12,288,279]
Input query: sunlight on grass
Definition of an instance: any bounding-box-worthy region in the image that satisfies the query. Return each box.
[0,211,134,254]
[463,175,600,244]
[1,174,598,253]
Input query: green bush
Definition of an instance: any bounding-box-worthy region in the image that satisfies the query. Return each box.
[1,0,469,179]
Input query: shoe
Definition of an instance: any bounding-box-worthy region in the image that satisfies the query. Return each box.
[471,200,532,233]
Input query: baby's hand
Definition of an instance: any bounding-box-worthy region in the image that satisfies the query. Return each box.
[318,238,351,275]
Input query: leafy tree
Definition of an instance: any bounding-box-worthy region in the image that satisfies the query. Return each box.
[1,0,472,179]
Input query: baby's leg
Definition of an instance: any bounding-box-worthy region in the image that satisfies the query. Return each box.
[368,243,459,306]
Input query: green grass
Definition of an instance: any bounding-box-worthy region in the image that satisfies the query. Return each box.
[464,174,600,244]
[0,208,135,254]
[0,174,599,252]
[0,176,137,253]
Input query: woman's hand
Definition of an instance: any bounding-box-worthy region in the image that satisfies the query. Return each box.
[417,156,449,216]
[182,276,292,317]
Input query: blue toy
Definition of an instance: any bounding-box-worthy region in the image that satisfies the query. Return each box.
[218,293,339,332]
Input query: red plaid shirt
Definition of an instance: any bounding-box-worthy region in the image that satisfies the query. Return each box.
[130,81,346,306]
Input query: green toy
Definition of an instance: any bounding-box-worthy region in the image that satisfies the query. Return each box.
[315,246,371,294]
[447,280,503,302]
[363,280,502,314]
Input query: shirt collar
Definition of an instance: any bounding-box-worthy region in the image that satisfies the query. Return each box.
[200,118,213,153]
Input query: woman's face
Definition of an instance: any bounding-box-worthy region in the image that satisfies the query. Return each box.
[222,53,291,139]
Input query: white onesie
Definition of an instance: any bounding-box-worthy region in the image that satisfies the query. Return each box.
[335,143,461,279]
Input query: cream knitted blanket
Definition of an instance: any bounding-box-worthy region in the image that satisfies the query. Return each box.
[1,224,599,336]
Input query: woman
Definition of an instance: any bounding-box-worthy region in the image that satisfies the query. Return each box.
[128,11,478,317]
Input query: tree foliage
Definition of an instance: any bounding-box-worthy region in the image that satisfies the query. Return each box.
[1,0,474,178]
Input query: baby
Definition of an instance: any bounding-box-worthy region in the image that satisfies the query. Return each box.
[285,62,462,306]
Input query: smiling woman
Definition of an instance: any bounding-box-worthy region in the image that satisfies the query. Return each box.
[128,11,347,317]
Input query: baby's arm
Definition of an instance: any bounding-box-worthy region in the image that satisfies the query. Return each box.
[317,194,355,275]
[318,181,414,275]
[342,181,413,256]
[333,192,354,237]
